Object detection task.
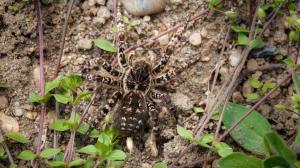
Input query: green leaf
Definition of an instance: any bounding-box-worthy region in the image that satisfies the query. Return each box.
[47,161,66,167]
[49,119,70,131]
[98,132,112,145]
[73,91,91,105]
[293,71,300,95]
[0,83,8,89]
[264,156,290,168]
[6,132,30,144]
[264,132,297,167]
[289,31,299,42]
[246,93,260,101]
[105,150,127,161]
[225,10,237,22]
[77,124,90,134]
[257,7,266,20]
[40,148,61,158]
[218,152,263,168]
[249,39,264,49]
[222,102,272,155]
[292,129,300,154]
[196,134,214,148]
[69,159,86,167]
[59,75,82,91]
[9,164,17,168]
[231,25,249,33]
[78,145,98,155]
[249,78,262,89]
[153,162,168,168]
[0,144,5,157]
[29,91,43,103]
[193,107,204,113]
[176,125,194,141]
[45,76,63,94]
[212,141,233,157]
[83,158,94,168]
[262,81,277,94]
[283,57,296,69]
[17,150,36,160]
[53,94,71,104]
[274,104,286,110]
[208,0,222,10]
[237,33,250,46]
[93,39,117,52]
[89,129,101,138]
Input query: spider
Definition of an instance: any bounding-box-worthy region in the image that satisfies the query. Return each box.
[82,2,180,157]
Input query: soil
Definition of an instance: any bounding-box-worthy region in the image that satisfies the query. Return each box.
[0,0,299,167]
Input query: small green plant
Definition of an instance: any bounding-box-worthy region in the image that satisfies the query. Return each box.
[247,78,277,101]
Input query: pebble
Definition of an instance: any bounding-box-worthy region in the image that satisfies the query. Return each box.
[14,102,24,117]
[94,6,110,24]
[274,30,287,43]
[143,16,151,22]
[0,113,19,133]
[0,96,8,109]
[158,34,169,46]
[229,49,242,67]
[232,91,244,103]
[171,92,193,110]
[246,59,259,71]
[25,111,38,120]
[77,38,92,50]
[189,32,202,46]
[242,81,253,98]
[200,28,208,38]
[88,0,96,7]
[96,0,105,5]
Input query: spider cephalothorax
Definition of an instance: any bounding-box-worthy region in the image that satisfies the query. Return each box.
[123,60,152,94]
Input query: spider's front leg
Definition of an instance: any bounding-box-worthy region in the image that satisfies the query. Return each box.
[153,70,176,85]
[146,98,159,157]
[84,73,121,88]
[152,54,169,74]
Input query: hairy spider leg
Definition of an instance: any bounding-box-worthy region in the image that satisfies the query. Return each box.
[146,98,159,157]
[152,54,169,74]
[102,61,122,77]
[154,70,176,85]
[85,74,121,88]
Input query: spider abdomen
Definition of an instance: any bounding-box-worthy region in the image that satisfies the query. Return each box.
[113,91,148,136]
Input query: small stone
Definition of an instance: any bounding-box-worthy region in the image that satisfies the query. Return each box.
[81,1,89,10]
[25,111,38,120]
[242,81,253,98]
[77,39,92,50]
[97,6,110,19]
[0,96,8,109]
[291,113,300,119]
[258,104,272,117]
[14,102,24,117]
[0,113,19,133]
[247,59,259,71]
[22,104,33,111]
[143,16,151,22]
[274,30,287,43]
[88,0,96,6]
[189,32,202,46]
[200,28,208,38]
[229,49,242,67]
[201,41,212,57]
[232,91,244,103]
[158,34,169,46]
[46,111,56,125]
[201,56,211,62]
[171,92,193,110]
[95,0,105,5]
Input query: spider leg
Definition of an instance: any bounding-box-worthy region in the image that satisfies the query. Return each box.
[88,91,123,130]
[84,74,121,87]
[149,89,177,115]
[152,55,168,74]
[153,70,176,85]
[102,61,122,77]
[146,98,159,157]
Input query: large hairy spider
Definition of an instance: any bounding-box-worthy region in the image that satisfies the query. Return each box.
[83,42,176,156]
[82,3,179,157]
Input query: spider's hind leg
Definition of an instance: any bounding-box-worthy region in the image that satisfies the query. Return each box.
[145,98,159,157]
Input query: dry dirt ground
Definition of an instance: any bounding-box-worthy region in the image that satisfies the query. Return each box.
[0,0,299,167]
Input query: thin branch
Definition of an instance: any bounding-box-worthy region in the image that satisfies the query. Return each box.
[0,129,14,165]
[34,0,46,155]
[54,0,75,78]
